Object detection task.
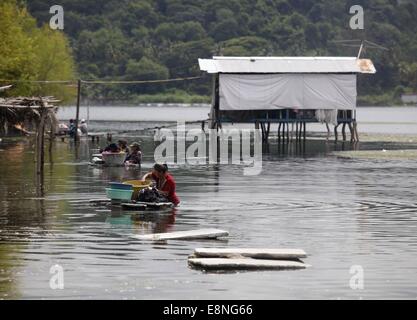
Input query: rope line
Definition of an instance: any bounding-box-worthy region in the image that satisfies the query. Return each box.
[0,76,204,85]
[82,76,203,84]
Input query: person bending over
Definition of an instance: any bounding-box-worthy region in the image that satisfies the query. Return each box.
[142,163,180,206]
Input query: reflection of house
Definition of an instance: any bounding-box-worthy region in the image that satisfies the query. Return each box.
[198,56,376,141]
[401,94,417,104]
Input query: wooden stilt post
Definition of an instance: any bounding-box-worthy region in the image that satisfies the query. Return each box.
[290,122,294,141]
[326,123,330,141]
[74,79,81,142]
[282,122,286,142]
[261,122,265,143]
[334,124,340,142]
[278,122,281,142]
[348,122,354,142]
[295,122,299,141]
[303,122,306,141]
[342,123,347,141]
[353,120,359,142]
[266,122,270,143]
[286,122,289,142]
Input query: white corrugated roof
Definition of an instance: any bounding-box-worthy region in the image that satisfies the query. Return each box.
[199,56,376,74]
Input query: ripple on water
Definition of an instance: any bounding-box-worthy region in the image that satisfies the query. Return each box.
[1,130,417,299]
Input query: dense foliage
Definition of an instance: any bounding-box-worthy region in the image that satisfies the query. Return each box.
[0,0,75,100]
[4,0,417,104]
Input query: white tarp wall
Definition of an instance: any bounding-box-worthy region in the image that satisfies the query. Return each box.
[219,74,357,111]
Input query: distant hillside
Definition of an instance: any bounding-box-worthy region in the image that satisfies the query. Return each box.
[23,0,417,104]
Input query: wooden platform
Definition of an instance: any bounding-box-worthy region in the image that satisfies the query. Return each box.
[194,248,307,260]
[188,258,308,270]
[131,229,229,241]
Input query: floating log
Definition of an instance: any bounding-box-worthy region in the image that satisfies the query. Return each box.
[193,248,307,260]
[131,229,229,241]
[188,258,309,270]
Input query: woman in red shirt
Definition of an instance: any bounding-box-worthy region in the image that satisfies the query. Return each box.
[142,164,180,206]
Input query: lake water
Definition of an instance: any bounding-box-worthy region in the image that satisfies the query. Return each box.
[1,106,417,299]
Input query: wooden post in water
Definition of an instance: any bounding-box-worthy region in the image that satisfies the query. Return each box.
[259,122,265,143]
[348,122,354,142]
[353,120,359,142]
[334,123,340,142]
[342,123,347,141]
[303,122,306,141]
[266,122,270,143]
[277,122,281,142]
[281,123,285,143]
[353,110,359,142]
[74,79,81,142]
[295,122,299,141]
[36,102,47,176]
[287,122,290,143]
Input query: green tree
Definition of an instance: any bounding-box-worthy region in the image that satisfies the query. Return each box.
[0,0,75,100]
[125,57,169,93]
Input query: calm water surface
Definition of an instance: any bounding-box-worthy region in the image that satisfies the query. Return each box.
[0,106,417,299]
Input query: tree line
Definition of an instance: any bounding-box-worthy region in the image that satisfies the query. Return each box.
[2,0,417,104]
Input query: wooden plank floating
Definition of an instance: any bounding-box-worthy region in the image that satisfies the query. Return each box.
[131,229,229,241]
[194,248,307,260]
[188,258,308,270]
[122,202,173,211]
[67,198,110,204]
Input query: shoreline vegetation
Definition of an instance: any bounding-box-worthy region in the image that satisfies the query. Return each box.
[75,94,414,106]
[1,0,417,106]
[105,90,211,105]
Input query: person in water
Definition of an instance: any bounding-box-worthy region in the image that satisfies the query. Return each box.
[100,143,121,153]
[118,139,130,154]
[79,119,88,135]
[68,119,76,138]
[125,142,142,165]
[142,163,180,206]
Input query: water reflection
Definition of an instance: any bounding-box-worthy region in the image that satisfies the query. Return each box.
[1,127,417,299]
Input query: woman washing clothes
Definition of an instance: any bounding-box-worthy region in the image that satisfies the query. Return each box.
[142,164,180,206]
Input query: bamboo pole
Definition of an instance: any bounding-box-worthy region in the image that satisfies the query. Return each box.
[36,109,46,176]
